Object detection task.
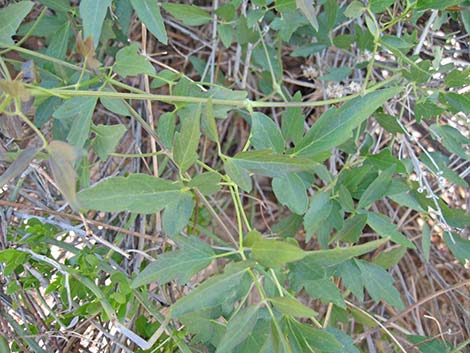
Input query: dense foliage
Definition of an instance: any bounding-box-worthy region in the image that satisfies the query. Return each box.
[1,0,470,352]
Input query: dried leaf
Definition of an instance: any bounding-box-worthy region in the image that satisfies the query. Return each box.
[48,140,81,211]
[76,32,101,70]
[0,80,30,101]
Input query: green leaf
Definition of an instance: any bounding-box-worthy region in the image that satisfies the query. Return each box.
[370,0,395,13]
[79,0,112,48]
[414,99,445,122]
[381,35,414,50]
[38,0,71,12]
[243,230,263,247]
[301,237,389,267]
[130,0,167,44]
[287,320,343,352]
[445,92,470,115]
[357,165,395,209]
[338,260,363,301]
[162,191,194,236]
[162,3,211,26]
[231,150,315,178]
[0,1,33,44]
[356,259,405,310]
[326,328,361,353]
[291,43,328,57]
[288,255,326,291]
[444,232,470,265]
[338,185,355,212]
[372,246,407,269]
[0,147,39,186]
[365,149,406,173]
[48,140,81,211]
[218,24,233,48]
[463,9,470,38]
[78,174,191,214]
[131,236,214,288]
[272,174,308,215]
[216,4,236,21]
[45,21,70,60]
[445,68,470,88]
[389,191,425,212]
[296,0,319,31]
[113,44,156,77]
[407,335,452,353]
[439,200,470,228]
[430,124,470,160]
[201,98,219,143]
[269,296,317,318]
[251,112,285,153]
[35,97,63,128]
[224,158,252,192]
[375,112,405,134]
[416,0,462,10]
[366,211,415,248]
[251,238,306,268]
[333,34,355,49]
[336,214,367,243]
[150,69,180,88]
[272,214,304,238]
[344,1,364,18]
[216,305,260,353]
[271,11,308,42]
[179,309,225,346]
[320,67,352,82]
[294,88,401,158]
[92,124,126,160]
[100,88,130,116]
[53,96,98,148]
[170,262,251,318]
[304,279,345,309]
[281,92,304,144]
[304,192,333,241]
[158,111,176,149]
[174,104,201,173]
[189,172,221,196]
[233,314,271,353]
[402,60,432,84]
[0,335,9,353]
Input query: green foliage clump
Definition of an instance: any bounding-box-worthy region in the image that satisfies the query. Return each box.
[1,0,470,352]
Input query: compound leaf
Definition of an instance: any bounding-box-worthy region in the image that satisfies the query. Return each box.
[131,236,214,288]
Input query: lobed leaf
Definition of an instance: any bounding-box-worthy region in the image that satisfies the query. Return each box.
[131,236,214,288]
[170,262,251,318]
[294,88,402,159]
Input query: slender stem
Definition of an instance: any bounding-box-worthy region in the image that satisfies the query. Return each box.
[27,75,402,109]
[0,42,86,72]
[229,185,245,252]
[15,105,48,148]
[211,250,241,259]
[346,300,408,353]
[269,269,284,296]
